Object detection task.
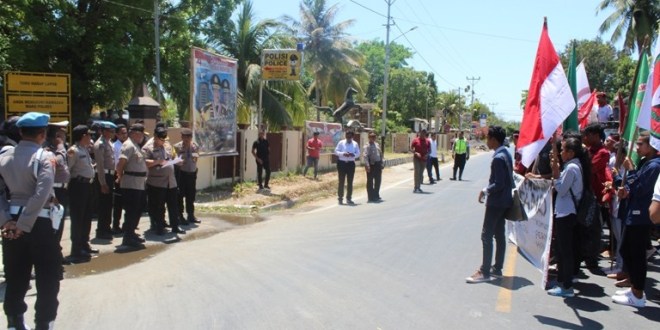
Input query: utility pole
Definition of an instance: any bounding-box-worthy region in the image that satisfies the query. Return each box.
[466,76,480,106]
[381,0,395,151]
[154,0,162,105]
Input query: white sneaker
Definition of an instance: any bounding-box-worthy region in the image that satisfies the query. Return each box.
[465,270,493,283]
[612,290,646,308]
[615,288,631,296]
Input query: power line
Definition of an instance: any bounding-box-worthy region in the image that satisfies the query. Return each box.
[349,0,387,18]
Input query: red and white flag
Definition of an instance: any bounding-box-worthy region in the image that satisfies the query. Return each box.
[576,60,591,106]
[517,19,576,167]
[578,91,598,129]
[638,41,660,149]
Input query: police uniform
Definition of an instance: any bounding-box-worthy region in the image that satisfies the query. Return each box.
[112,135,126,233]
[93,122,117,239]
[67,125,96,262]
[174,128,200,223]
[118,125,148,246]
[143,127,183,234]
[0,112,62,330]
[45,134,70,243]
[451,136,468,181]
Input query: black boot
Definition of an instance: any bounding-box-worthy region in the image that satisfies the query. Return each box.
[7,315,28,330]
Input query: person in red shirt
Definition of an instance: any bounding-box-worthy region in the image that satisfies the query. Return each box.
[303,131,323,179]
[411,129,429,193]
[582,123,614,268]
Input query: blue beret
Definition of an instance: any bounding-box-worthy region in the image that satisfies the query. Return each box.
[100,121,117,129]
[16,112,50,128]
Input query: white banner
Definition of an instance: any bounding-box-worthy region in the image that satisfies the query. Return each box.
[507,176,553,289]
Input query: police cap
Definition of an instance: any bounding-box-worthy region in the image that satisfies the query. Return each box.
[155,127,168,139]
[16,112,50,128]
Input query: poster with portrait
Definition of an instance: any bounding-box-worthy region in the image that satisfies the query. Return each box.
[190,47,238,155]
[304,121,343,154]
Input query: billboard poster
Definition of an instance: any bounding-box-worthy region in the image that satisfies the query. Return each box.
[262,49,302,81]
[304,121,343,154]
[191,47,238,155]
[4,71,71,127]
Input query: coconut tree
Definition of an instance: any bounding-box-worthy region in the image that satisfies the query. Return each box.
[597,0,660,52]
[285,0,368,114]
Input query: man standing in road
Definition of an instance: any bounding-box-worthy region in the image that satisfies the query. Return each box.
[466,126,513,283]
[0,112,62,330]
[411,129,429,193]
[252,130,271,190]
[335,130,360,205]
[363,132,383,202]
[303,131,323,180]
[451,131,469,181]
[427,132,441,183]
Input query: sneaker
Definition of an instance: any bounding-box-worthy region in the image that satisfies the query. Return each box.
[615,288,631,296]
[612,290,646,308]
[466,270,493,284]
[490,267,503,278]
[547,285,575,297]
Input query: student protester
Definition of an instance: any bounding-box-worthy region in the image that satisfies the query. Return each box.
[547,137,590,297]
[335,130,360,205]
[303,131,323,180]
[613,132,660,308]
[466,126,513,283]
[411,129,429,193]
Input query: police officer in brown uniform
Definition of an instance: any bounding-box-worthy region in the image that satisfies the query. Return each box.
[116,123,148,247]
[143,127,185,235]
[93,121,117,240]
[174,128,201,224]
[0,112,62,330]
[67,125,97,263]
[45,122,70,243]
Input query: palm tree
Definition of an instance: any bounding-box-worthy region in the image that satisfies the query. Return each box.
[208,0,307,128]
[285,0,368,114]
[597,0,660,52]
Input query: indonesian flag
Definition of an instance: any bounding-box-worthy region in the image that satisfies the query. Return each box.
[576,60,591,106]
[578,91,598,129]
[638,41,660,150]
[518,19,576,167]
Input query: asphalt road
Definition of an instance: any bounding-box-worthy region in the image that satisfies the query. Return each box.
[21,150,660,329]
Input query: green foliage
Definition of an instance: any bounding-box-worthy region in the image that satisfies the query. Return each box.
[598,0,660,53]
[355,40,414,103]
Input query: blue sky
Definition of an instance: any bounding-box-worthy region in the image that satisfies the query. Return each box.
[251,0,619,122]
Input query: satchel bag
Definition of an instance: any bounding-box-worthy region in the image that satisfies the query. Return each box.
[569,188,598,227]
[502,152,527,221]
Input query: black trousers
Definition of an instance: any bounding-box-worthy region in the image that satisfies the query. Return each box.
[2,218,62,324]
[366,162,382,201]
[96,173,114,234]
[53,187,68,243]
[122,188,144,239]
[480,206,507,276]
[177,170,197,219]
[427,156,439,180]
[337,160,355,201]
[147,185,179,229]
[256,160,271,187]
[621,225,652,291]
[112,179,123,230]
[453,153,467,179]
[555,214,577,289]
[68,180,92,255]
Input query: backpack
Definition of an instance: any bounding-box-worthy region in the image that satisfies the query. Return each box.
[569,184,598,228]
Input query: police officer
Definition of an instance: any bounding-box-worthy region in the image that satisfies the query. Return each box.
[112,124,128,234]
[450,131,469,181]
[67,125,97,263]
[116,123,148,247]
[174,128,201,224]
[0,112,62,330]
[93,121,117,239]
[143,127,185,235]
[45,122,70,243]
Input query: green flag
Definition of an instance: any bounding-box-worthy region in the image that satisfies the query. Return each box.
[623,51,650,141]
[563,43,578,131]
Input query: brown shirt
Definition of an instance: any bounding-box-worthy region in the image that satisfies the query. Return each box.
[143,142,177,188]
[0,141,55,232]
[68,143,95,179]
[119,139,147,190]
[174,141,199,173]
[93,136,115,186]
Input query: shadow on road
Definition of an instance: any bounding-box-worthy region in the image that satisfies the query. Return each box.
[488,275,533,290]
[533,314,604,330]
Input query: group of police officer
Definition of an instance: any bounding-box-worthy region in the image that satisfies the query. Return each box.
[0,112,200,330]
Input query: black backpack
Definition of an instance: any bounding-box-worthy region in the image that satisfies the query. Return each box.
[569,185,598,227]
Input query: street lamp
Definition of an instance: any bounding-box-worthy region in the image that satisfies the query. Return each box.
[382,25,417,149]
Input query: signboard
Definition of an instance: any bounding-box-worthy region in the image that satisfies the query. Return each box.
[190,47,238,155]
[262,49,302,81]
[507,176,553,289]
[4,72,71,125]
[479,113,487,127]
[304,121,343,154]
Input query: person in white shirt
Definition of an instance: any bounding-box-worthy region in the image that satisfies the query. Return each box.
[334,130,360,205]
[597,92,613,123]
[426,132,441,183]
[649,175,660,225]
[112,124,128,234]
